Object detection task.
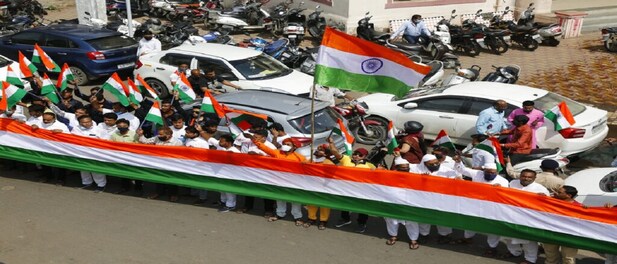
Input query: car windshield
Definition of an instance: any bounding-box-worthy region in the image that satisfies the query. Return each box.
[599,170,617,192]
[86,35,137,50]
[0,56,11,67]
[289,107,339,134]
[229,54,292,80]
[533,92,586,116]
[398,87,449,100]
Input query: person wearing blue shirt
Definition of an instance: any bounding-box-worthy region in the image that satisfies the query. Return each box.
[475,100,508,135]
[390,14,432,44]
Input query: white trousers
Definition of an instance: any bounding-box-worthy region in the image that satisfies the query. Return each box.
[506,239,539,263]
[220,193,236,208]
[463,230,500,248]
[275,201,302,219]
[80,171,106,187]
[385,218,420,240]
[419,223,452,236]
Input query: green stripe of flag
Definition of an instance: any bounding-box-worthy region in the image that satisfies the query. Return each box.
[314,65,413,98]
[0,144,615,255]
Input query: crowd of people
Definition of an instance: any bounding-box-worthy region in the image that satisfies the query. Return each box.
[1,77,616,264]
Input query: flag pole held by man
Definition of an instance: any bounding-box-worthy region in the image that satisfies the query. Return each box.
[314,27,431,97]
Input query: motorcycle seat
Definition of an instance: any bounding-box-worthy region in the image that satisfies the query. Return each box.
[511,148,560,164]
[421,61,442,82]
[390,41,423,51]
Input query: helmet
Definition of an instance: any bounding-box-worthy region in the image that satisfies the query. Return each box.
[147,18,162,26]
[404,121,423,134]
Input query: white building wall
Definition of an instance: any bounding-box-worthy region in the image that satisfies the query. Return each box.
[76,0,107,24]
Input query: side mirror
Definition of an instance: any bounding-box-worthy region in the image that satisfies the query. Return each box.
[529,3,534,7]
[315,5,320,9]
[452,9,456,13]
[477,9,482,14]
[365,12,370,16]
[505,6,510,10]
[85,11,91,16]
[403,102,418,109]
[219,72,238,81]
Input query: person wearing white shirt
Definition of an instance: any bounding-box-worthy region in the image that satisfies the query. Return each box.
[505,169,549,264]
[384,157,422,249]
[409,154,461,244]
[269,122,291,149]
[237,129,277,215]
[170,63,190,87]
[310,85,352,107]
[96,112,118,140]
[26,104,45,127]
[452,161,509,253]
[170,114,187,143]
[0,105,27,122]
[462,134,496,169]
[71,115,107,192]
[101,103,140,131]
[49,103,91,130]
[136,31,162,56]
[217,134,241,212]
[185,126,211,204]
[432,146,456,170]
[31,112,70,184]
[34,112,70,134]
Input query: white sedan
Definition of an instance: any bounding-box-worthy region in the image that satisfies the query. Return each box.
[357,82,608,157]
[565,168,617,206]
[134,42,313,97]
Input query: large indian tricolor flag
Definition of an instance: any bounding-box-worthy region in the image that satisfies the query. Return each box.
[0,81,26,110]
[314,27,431,97]
[0,119,615,254]
[544,101,575,131]
[102,73,130,106]
[32,43,60,72]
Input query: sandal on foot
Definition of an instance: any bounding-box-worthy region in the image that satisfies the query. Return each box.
[294,219,304,226]
[267,216,280,222]
[409,241,420,250]
[318,222,327,230]
[303,220,316,228]
[385,236,398,246]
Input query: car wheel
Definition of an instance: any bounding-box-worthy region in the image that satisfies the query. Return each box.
[525,38,539,51]
[69,66,89,86]
[145,78,170,98]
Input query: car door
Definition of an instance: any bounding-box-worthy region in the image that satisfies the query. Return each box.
[4,31,43,62]
[195,56,250,91]
[459,98,519,146]
[396,96,470,142]
[41,33,81,69]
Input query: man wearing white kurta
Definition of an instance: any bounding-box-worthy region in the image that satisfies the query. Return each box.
[410,154,461,244]
[506,169,550,264]
[71,115,107,192]
[96,113,118,140]
[454,161,509,253]
[216,134,241,212]
[384,157,422,249]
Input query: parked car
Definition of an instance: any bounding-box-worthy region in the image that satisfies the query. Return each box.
[357,82,609,157]
[0,54,30,90]
[0,24,138,85]
[184,90,349,159]
[134,42,313,98]
[565,168,617,206]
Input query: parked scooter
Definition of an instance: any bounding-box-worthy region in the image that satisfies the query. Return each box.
[491,7,540,51]
[440,9,485,57]
[149,0,175,18]
[418,60,444,88]
[205,0,272,32]
[517,3,562,46]
[441,64,481,86]
[357,12,460,69]
[185,30,235,45]
[306,5,325,40]
[601,27,617,52]
[481,64,520,84]
[333,100,387,145]
[282,2,306,46]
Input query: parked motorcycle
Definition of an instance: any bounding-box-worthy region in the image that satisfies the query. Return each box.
[357,12,459,69]
[333,100,387,145]
[107,0,148,17]
[441,9,485,57]
[418,60,444,88]
[204,0,272,32]
[306,5,325,40]
[282,2,306,46]
[491,7,540,51]
[149,0,175,18]
[441,64,481,86]
[299,46,318,75]
[601,27,617,52]
[481,64,520,84]
[464,9,510,55]
[0,14,34,35]
[517,3,562,46]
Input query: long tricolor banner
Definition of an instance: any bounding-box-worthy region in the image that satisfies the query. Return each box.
[0,118,615,254]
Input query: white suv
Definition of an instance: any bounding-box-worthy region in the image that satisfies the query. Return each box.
[134,43,313,97]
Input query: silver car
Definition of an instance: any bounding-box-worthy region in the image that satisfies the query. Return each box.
[194,90,350,159]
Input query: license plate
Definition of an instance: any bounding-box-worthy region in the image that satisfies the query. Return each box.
[288,35,297,39]
[532,34,541,40]
[281,52,291,58]
[503,36,511,41]
[117,62,135,69]
[302,61,314,68]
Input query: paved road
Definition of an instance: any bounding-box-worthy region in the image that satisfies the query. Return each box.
[0,168,607,264]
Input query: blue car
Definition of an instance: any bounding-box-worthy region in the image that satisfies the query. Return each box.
[0,24,138,85]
